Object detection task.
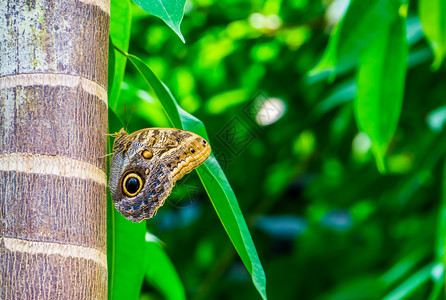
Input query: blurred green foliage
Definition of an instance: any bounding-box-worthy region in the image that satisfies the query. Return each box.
[108,0,446,299]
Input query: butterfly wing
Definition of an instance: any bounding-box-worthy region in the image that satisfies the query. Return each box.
[109,140,174,222]
[109,128,211,222]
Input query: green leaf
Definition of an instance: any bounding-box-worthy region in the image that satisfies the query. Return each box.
[109,0,132,111]
[419,0,446,69]
[196,159,267,300]
[108,110,147,300]
[145,241,186,300]
[383,264,433,300]
[108,36,115,96]
[436,155,446,262]
[308,22,340,79]
[126,55,183,129]
[181,116,267,300]
[394,130,446,204]
[110,213,148,300]
[379,247,429,288]
[427,276,444,300]
[108,110,183,300]
[426,155,446,300]
[311,79,356,118]
[124,53,267,300]
[132,0,186,43]
[309,0,400,79]
[354,11,408,173]
[205,88,251,114]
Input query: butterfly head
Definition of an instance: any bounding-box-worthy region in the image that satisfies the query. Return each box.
[112,128,129,153]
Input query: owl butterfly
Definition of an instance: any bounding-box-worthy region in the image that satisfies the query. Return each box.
[109,128,211,222]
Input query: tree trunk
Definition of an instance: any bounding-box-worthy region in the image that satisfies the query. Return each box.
[0,0,109,298]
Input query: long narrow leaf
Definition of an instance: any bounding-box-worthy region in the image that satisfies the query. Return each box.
[127,55,183,128]
[426,154,446,299]
[108,110,149,300]
[145,241,186,300]
[436,152,446,262]
[109,0,132,110]
[310,0,400,78]
[379,246,429,288]
[419,0,446,69]
[111,213,148,300]
[125,53,267,300]
[108,37,115,96]
[176,106,267,297]
[354,10,407,172]
[383,264,433,300]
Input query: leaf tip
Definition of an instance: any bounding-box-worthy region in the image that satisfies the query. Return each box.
[168,24,186,43]
[372,145,387,174]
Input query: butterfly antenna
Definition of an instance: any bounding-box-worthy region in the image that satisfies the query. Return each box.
[126,105,135,131]
[99,152,115,159]
[123,103,127,130]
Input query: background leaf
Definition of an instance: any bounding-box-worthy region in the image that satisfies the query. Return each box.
[354,9,408,172]
[419,0,446,69]
[108,37,115,95]
[383,264,433,300]
[109,0,132,110]
[145,240,186,300]
[109,214,148,300]
[310,0,400,78]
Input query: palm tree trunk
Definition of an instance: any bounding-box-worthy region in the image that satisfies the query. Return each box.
[0,0,109,298]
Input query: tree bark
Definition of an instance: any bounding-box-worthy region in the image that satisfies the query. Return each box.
[0,0,109,298]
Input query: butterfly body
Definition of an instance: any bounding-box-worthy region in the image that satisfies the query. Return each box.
[109,128,211,222]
